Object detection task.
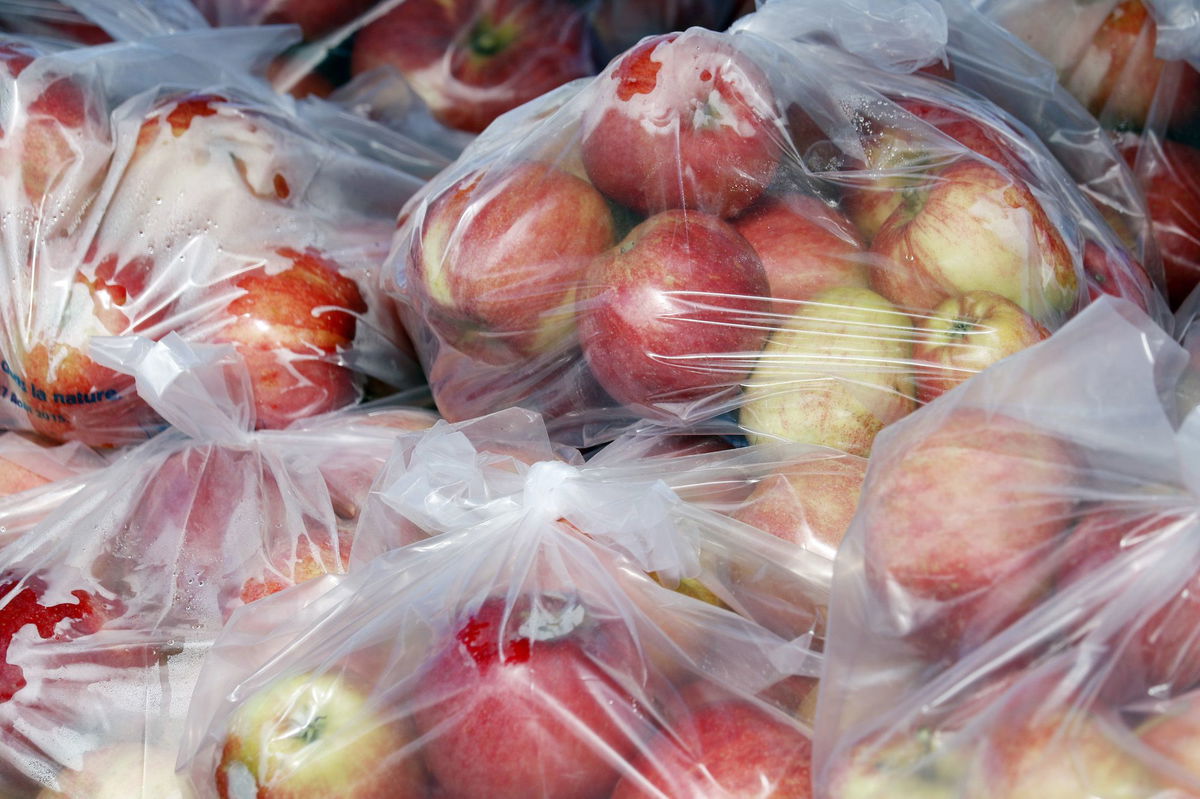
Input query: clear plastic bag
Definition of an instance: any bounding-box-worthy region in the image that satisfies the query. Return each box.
[0,335,438,797]
[974,0,1200,307]
[0,29,425,447]
[179,414,826,799]
[392,0,1157,451]
[811,297,1200,797]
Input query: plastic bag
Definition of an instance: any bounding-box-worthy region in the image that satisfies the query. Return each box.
[810,297,1200,797]
[974,0,1200,307]
[0,29,426,447]
[0,335,439,797]
[392,0,1154,452]
[180,417,824,799]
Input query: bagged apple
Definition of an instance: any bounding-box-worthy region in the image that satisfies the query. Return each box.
[391,0,1150,452]
[179,428,825,799]
[809,296,1200,797]
[973,0,1200,307]
[0,28,428,448]
[0,334,447,797]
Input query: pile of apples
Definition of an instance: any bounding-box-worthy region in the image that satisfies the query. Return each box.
[401,24,1149,453]
[0,39,417,447]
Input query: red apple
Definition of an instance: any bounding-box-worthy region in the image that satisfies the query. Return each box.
[237,530,349,609]
[410,161,615,365]
[579,209,769,415]
[912,291,1050,403]
[871,160,1077,319]
[1119,134,1200,307]
[352,0,593,133]
[1081,239,1158,312]
[1055,506,1200,694]
[412,594,649,799]
[581,30,782,218]
[733,193,870,310]
[730,454,867,559]
[215,671,423,799]
[37,742,192,799]
[1138,690,1200,792]
[258,0,376,38]
[862,409,1077,656]
[611,700,812,798]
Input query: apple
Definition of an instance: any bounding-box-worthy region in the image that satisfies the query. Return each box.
[843,98,1026,243]
[1081,239,1158,312]
[579,209,769,416]
[871,160,1077,320]
[730,454,867,559]
[37,742,192,799]
[412,593,648,799]
[215,671,423,799]
[208,247,367,430]
[826,730,965,799]
[611,700,812,798]
[1055,506,1200,694]
[237,529,349,609]
[409,161,615,365]
[861,408,1076,656]
[352,0,593,133]
[1138,690,1200,792]
[912,291,1050,403]
[733,193,870,310]
[738,286,917,457]
[1119,134,1200,307]
[257,0,376,38]
[1005,0,1200,132]
[580,30,782,218]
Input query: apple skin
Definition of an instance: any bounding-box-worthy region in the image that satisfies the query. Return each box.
[412,594,648,799]
[0,456,51,497]
[844,98,1027,244]
[579,209,769,415]
[730,455,867,559]
[215,671,424,799]
[912,291,1050,403]
[1055,506,1200,695]
[862,409,1076,656]
[580,30,782,219]
[1119,134,1200,307]
[37,743,193,799]
[1138,690,1200,792]
[733,193,870,310]
[610,700,812,799]
[210,247,367,430]
[352,0,592,134]
[738,286,917,457]
[826,731,967,799]
[257,0,377,38]
[871,160,1078,320]
[410,161,615,366]
[1081,240,1157,312]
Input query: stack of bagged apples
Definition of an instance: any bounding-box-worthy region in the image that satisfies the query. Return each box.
[0,0,1197,796]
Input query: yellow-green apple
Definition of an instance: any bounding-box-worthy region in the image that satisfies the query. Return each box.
[214,671,424,798]
[733,193,870,311]
[1119,134,1200,307]
[37,743,192,799]
[912,291,1050,403]
[207,246,367,430]
[611,700,812,798]
[580,30,782,218]
[1138,690,1200,792]
[862,409,1076,656]
[843,98,1027,243]
[1055,506,1200,694]
[871,160,1077,319]
[738,286,916,456]
[730,454,867,559]
[412,593,650,799]
[579,209,769,416]
[351,0,593,133]
[1000,0,1200,132]
[409,161,615,365]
